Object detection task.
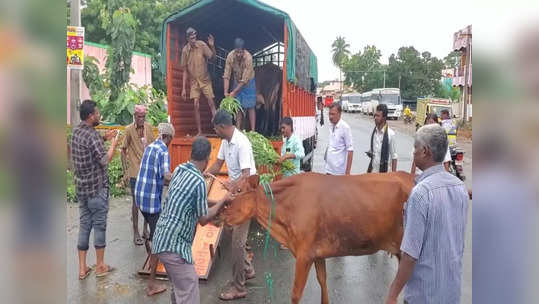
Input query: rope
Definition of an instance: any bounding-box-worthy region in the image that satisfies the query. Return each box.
[261,181,277,302]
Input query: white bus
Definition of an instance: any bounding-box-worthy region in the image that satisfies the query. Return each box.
[347,93,362,112]
[360,92,372,115]
[368,88,402,119]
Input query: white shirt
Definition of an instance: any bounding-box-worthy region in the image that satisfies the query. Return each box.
[217,128,257,181]
[325,119,354,175]
[371,124,398,173]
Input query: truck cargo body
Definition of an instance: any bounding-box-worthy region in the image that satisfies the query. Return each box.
[160,0,318,171]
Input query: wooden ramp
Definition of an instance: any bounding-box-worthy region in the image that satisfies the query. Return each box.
[138,174,229,280]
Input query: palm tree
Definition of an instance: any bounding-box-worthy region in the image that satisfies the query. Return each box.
[331,36,350,94]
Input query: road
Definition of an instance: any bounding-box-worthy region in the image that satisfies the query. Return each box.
[67,111,472,304]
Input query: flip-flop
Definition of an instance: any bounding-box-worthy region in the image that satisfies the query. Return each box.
[78,267,93,280]
[96,265,116,278]
[147,285,167,296]
[134,237,144,246]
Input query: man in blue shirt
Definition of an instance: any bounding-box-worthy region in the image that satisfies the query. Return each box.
[134,123,174,296]
[279,117,305,177]
[152,136,233,303]
[385,124,469,304]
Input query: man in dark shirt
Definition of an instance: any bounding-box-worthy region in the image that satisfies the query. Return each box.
[71,99,119,279]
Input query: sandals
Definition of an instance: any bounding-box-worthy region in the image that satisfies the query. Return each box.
[134,236,144,246]
[78,266,93,280]
[96,265,116,278]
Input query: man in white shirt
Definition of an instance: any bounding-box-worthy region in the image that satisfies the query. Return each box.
[367,104,398,173]
[325,102,354,175]
[205,109,256,300]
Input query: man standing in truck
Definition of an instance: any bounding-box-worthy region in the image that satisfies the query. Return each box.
[181,27,217,136]
[205,110,257,300]
[224,38,257,132]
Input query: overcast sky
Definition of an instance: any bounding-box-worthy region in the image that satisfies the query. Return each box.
[262,0,539,82]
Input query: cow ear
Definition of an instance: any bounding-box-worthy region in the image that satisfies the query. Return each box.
[248,175,260,189]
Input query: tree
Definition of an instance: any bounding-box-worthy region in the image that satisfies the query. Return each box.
[341,45,383,92]
[331,36,350,92]
[443,50,462,69]
[81,0,198,91]
[105,7,136,102]
[386,46,444,100]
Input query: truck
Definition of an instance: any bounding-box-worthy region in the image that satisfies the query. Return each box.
[415,97,453,129]
[153,0,319,280]
[160,0,319,173]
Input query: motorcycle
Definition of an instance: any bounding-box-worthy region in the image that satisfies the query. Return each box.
[448,146,465,181]
[404,115,413,124]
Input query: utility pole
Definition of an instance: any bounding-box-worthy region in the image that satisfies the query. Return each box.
[461,26,471,123]
[383,70,386,88]
[69,0,82,126]
[398,75,401,90]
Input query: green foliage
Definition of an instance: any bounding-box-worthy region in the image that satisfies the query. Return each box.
[331,36,350,69]
[342,45,384,92]
[92,84,166,125]
[435,82,461,101]
[219,96,244,118]
[105,7,136,101]
[108,153,126,197]
[67,169,77,203]
[385,46,444,100]
[82,0,198,91]
[444,51,462,69]
[146,89,169,126]
[244,131,295,180]
[82,56,105,93]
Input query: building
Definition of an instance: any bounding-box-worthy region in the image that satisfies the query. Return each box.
[66,42,152,124]
[452,25,472,121]
[318,80,352,98]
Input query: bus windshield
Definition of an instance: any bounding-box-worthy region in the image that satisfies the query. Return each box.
[381,94,400,104]
[349,95,361,104]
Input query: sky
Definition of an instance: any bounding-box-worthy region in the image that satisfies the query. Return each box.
[261,0,539,83]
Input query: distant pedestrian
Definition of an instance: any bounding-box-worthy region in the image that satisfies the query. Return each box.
[385,124,469,304]
[440,109,457,148]
[134,123,174,296]
[367,104,398,173]
[411,113,451,174]
[325,102,353,175]
[71,100,119,280]
[152,136,233,304]
[121,104,154,246]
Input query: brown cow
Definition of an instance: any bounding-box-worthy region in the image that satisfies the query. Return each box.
[222,171,415,304]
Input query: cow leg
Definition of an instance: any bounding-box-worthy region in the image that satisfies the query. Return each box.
[291,257,313,304]
[314,259,329,304]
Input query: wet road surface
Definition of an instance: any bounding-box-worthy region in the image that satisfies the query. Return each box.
[67,111,471,303]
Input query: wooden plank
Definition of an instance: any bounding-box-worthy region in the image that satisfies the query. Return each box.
[138,175,227,280]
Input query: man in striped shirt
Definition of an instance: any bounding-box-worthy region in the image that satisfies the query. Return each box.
[134,123,174,296]
[152,136,232,304]
[385,124,469,304]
